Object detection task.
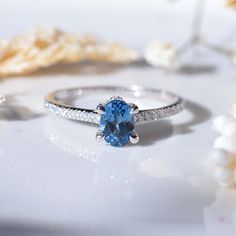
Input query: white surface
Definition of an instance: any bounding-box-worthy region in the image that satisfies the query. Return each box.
[0,1,236,235]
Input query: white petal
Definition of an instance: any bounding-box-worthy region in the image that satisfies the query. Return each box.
[210,149,233,166]
[222,121,236,137]
[212,115,235,134]
[214,167,234,185]
[214,136,236,153]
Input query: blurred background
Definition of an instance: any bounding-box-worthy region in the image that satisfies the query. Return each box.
[1,0,236,77]
[1,0,235,48]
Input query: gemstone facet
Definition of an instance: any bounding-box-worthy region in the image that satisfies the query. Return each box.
[99,99,135,147]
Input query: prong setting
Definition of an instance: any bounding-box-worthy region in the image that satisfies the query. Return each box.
[95,103,105,114]
[97,97,136,147]
[129,103,139,114]
[106,96,124,103]
[96,130,104,142]
[129,130,139,144]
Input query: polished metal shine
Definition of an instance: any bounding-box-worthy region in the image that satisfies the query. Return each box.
[45,86,185,146]
[45,86,185,124]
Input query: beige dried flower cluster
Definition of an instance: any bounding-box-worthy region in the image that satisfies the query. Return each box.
[226,0,236,8]
[0,28,139,77]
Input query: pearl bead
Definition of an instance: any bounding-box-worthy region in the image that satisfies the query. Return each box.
[210,149,232,166]
[214,136,236,153]
[214,167,234,186]
[212,115,235,134]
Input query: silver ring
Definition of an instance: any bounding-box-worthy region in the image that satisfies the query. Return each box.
[45,85,185,147]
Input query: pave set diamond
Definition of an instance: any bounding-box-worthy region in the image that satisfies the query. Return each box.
[45,101,184,125]
[45,96,184,147]
[45,102,100,124]
[134,103,184,124]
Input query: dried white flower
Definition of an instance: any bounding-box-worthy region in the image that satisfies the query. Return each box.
[214,136,236,154]
[210,149,233,167]
[209,107,236,188]
[213,115,236,136]
[213,166,234,187]
[144,41,178,68]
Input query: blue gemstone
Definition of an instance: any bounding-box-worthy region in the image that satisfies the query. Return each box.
[100,99,134,147]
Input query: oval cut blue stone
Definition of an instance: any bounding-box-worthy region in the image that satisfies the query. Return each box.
[100,99,134,147]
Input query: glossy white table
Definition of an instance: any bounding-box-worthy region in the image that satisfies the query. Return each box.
[0,0,236,235]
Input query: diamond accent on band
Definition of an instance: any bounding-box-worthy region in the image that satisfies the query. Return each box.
[45,102,100,124]
[45,100,184,125]
[133,102,184,124]
[44,85,185,129]
[44,86,185,148]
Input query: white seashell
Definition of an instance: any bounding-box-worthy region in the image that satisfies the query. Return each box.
[212,115,235,134]
[214,167,234,187]
[210,149,232,166]
[214,136,236,153]
[144,41,178,68]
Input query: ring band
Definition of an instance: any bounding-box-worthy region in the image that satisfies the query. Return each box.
[45,86,185,147]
